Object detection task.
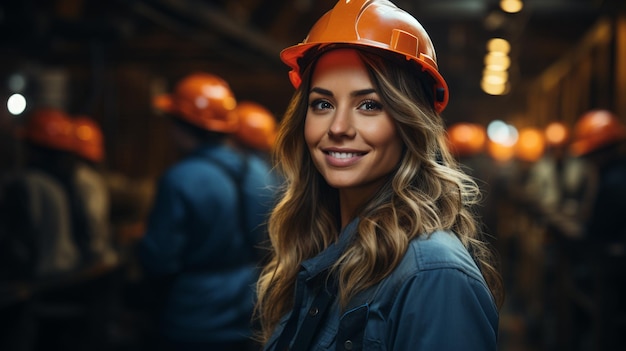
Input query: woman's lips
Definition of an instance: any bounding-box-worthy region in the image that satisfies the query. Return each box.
[323,150,366,167]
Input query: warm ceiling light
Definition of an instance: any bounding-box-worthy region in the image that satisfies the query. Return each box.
[483,69,509,85]
[447,123,487,157]
[544,121,569,146]
[500,0,523,14]
[484,52,511,71]
[486,38,511,54]
[487,140,515,162]
[481,79,508,95]
[515,127,546,162]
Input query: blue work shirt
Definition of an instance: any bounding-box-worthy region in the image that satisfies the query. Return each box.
[265,219,499,350]
[139,143,279,343]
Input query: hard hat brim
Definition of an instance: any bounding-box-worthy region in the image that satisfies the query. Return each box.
[280,41,449,113]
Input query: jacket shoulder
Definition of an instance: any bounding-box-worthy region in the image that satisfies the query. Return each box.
[397,230,485,284]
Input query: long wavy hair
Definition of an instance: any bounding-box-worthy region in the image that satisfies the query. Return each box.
[255,48,503,343]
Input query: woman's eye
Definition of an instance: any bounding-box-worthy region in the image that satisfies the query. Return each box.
[359,99,383,111]
[310,99,333,111]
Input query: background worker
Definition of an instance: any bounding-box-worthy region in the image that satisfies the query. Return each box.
[72,115,118,265]
[138,72,279,351]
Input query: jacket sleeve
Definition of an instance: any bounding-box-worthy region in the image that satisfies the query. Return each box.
[137,173,187,276]
[387,268,499,350]
[585,168,626,243]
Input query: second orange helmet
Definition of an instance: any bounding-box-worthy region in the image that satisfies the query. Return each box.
[153,72,239,133]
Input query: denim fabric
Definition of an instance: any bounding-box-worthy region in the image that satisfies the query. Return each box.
[265,220,499,350]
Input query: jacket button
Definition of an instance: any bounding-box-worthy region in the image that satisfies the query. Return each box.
[344,340,353,350]
[308,306,319,316]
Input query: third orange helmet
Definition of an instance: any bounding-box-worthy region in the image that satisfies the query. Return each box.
[234,101,277,152]
[73,116,105,163]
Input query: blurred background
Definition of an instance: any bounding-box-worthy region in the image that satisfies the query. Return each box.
[1,0,626,350]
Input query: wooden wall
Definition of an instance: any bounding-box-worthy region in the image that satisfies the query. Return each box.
[525,12,626,129]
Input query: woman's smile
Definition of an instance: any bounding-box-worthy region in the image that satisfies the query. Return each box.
[323,148,367,166]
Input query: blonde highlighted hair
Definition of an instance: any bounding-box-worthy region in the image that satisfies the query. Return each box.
[255,49,503,343]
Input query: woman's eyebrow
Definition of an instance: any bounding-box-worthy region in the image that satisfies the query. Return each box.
[310,87,333,96]
[352,88,376,97]
[309,87,376,97]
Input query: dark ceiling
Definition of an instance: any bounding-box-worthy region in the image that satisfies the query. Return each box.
[0,0,620,125]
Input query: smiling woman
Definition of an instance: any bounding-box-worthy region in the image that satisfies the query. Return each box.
[254,0,503,350]
[305,49,403,223]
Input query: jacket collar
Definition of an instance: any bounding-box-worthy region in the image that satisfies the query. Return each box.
[300,218,359,283]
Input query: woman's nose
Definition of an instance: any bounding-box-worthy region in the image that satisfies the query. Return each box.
[327,108,356,138]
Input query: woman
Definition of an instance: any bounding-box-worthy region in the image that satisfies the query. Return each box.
[255,0,503,349]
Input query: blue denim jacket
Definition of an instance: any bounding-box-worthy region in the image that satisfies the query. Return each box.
[265,219,499,350]
[139,143,279,343]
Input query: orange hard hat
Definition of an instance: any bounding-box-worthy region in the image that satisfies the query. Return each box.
[280,0,448,113]
[570,109,626,156]
[446,123,486,157]
[153,72,239,133]
[73,116,105,163]
[234,101,277,152]
[19,108,75,152]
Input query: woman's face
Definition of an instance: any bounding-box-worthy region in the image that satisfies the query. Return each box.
[305,48,403,199]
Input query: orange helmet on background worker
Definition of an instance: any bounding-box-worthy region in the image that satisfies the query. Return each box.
[280,0,448,113]
[234,101,277,152]
[73,116,105,163]
[152,72,239,133]
[570,109,626,156]
[19,107,75,152]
